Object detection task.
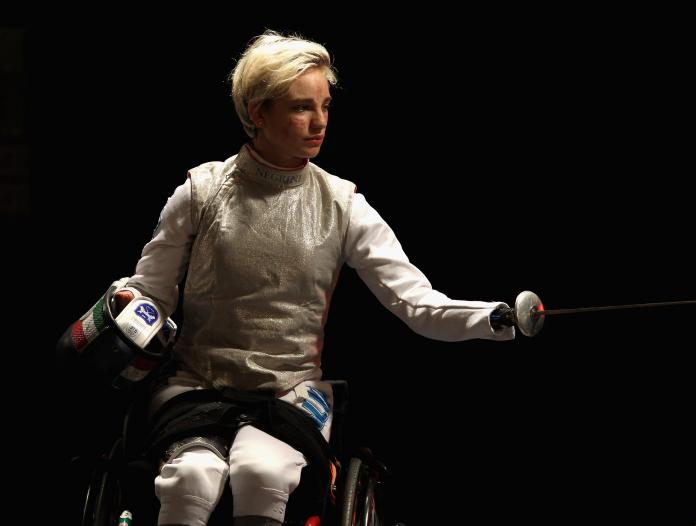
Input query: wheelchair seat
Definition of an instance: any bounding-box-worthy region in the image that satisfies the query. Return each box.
[76,379,389,525]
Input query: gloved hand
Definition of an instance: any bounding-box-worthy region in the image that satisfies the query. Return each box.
[490,305,516,330]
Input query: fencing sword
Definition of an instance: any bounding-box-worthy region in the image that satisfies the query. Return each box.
[513,291,696,337]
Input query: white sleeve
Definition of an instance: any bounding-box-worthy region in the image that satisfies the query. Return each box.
[344,193,515,341]
[126,179,195,318]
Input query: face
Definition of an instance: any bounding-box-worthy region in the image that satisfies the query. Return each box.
[251,68,331,168]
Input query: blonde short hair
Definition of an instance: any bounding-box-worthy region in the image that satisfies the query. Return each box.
[230,30,337,138]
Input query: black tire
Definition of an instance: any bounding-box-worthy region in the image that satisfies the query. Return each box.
[82,438,125,526]
[340,457,383,526]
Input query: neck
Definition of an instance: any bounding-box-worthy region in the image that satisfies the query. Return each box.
[235,145,309,189]
[250,138,306,170]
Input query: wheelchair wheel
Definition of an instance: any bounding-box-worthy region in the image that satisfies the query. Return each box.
[340,457,384,526]
[81,438,125,526]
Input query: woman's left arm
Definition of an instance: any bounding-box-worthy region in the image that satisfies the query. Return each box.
[344,193,515,342]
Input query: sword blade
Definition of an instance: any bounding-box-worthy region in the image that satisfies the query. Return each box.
[533,300,696,316]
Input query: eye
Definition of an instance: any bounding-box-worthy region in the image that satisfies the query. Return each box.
[294,105,310,112]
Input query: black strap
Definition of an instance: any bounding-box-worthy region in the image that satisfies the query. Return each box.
[142,387,333,514]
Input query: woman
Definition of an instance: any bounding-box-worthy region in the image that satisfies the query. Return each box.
[116,30,515,526]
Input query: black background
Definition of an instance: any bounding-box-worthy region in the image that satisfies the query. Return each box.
[25,15,694,525]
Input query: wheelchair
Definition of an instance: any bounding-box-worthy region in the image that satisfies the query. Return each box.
[73,379,390,526]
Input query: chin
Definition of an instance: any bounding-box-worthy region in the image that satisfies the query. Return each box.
[303,146,322,159]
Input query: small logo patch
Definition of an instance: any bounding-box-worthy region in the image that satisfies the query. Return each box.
[301,387,330,430]
[135,303,159,326]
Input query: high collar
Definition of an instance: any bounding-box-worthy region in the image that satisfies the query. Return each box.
[234,144,310,189]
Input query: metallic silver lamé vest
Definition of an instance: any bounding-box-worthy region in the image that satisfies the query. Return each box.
[174,145,356,391]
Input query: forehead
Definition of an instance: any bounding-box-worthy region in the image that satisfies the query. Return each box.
[285,69,331,100]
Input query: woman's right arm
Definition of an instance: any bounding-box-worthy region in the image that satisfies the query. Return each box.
[124,178,195,317]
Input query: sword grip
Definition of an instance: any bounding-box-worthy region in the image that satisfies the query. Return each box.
[490,305,516,330]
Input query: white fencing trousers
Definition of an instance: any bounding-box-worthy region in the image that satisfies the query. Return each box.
[151,372,334,526]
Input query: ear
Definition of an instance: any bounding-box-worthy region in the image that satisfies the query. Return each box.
[248,101,263,125]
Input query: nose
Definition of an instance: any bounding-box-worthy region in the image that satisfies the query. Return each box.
[311,110,327,131]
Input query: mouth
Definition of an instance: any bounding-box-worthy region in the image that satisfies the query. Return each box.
[304,136,324,146]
